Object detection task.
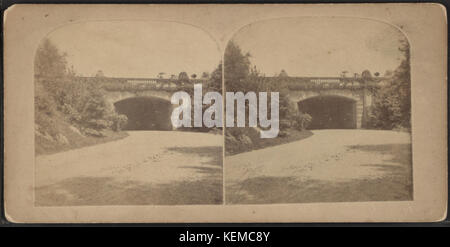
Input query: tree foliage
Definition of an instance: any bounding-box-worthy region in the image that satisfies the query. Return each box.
[34,39,127,138]
[278,69,289,78]
[369,38,411,130]
[207,63,222,92]
[178,72,190,83]
[361,70,373,80]
[224,41,252,92]
[223,40,311,148]
[35,38,68,77]
[201,71,210,79]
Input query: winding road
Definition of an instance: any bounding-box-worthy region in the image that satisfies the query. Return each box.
[225,129,413,204]
[35,129,412,205]
[35,131,223,205]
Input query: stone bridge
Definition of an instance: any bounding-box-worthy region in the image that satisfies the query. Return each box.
[90,77,202,103]
[78,76,381,130]
[289,88,369,129]
[268,77,382,129]
[79,77,204,130]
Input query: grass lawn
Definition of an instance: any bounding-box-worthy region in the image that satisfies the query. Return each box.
[36,129,129,156]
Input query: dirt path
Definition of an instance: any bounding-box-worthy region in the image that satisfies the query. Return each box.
[35,131,223,205]
[225,129,412,204]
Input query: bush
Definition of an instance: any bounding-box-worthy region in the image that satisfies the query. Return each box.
[293,112,312,131]
[279,119,292,129]
[369,80,410,130]
[110,114,128,131]
[368,39,410,130]
[35,94,56,117]
[87,119,111,130]
[34,37,131,156]
[278,130,288,137]
[225,127,260,154]
[35,83,60,138]
[83,128,104,137]
[36,76,128,133]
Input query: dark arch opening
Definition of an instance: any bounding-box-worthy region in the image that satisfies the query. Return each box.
[114,96,173,130]
[298,95,357,129]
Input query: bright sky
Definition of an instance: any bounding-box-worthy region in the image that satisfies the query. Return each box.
[232,17,407,77]
[46,21,221,78]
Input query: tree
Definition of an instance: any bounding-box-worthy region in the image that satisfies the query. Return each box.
[207,64,222,92]
[95,70,105,77]
[191,73,197,79]
[369,38,411,130]
[201,72,210,79]
[374,72,380,77]
[34,39,126,141]
[178,72,189,84]
[35,38,68,78]
[34,39,70,112]
[158,72,166,79]
[384,70,394,78]
[224,41,251,92]
[67,65,77,77]
[223,41,297,127]
[361,70,372,80]
[278,69,289,78]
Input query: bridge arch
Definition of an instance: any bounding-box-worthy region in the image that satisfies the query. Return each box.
[105,90,173,105]
[289,89,365,129]
[297,95,358,129]
[113,96,174,130]
[289,89,361,103]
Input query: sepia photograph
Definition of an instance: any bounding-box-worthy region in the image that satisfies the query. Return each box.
[224,17,413,204]
[2,4,446,223]
[33,21,223,206]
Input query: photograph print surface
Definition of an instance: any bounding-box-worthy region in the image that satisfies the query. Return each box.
[34,21,224,206]
[224,17,413,204]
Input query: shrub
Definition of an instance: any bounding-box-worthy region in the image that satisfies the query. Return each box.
[83,128,104,137]
[279,119,292,129]
[87,119,111,130]
[110,114,128,131]
[278,130,288,137]
[35,76,127,138]
[368,38,410,130]
[225,127,261,154]
[293,112,312,131]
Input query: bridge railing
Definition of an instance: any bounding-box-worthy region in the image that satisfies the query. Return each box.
[35,75,383,92]
[34,75,206,92]
[255,77,383,91]
[101,81,191,92]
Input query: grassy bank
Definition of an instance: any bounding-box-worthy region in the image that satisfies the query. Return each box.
[225,129,313,156]
[35,114,129,156]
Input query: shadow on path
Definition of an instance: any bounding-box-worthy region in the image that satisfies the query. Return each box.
[167,146,223,177]
[36,175,222,206]
[227,143,412,204]
[36,145,223,206]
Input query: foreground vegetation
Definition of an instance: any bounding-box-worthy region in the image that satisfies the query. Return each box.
[368,39,411,131]
[35,39,128,155]
[225,128,313,155]
[223,41,313,155]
